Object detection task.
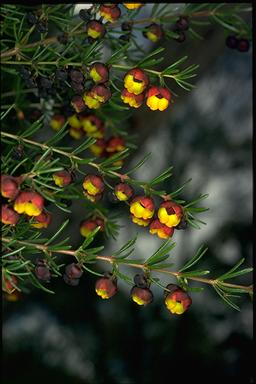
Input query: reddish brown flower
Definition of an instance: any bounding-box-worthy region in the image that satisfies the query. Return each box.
[158,201,183,228]
[143,23,164,42]
[130,195,155,220]
[99,4,121,23]
[71,95,86,113]
[80,114,104,138]
[89,138,107,157]
[86,20,106,39]
[130,286,153,306]
[35,259,51,282]
[124,68,149,95]
[50,114,65,131]
[80,217,104,237]
[164,284,192,315]
[83,174,105,197]
[149,219,174,239]
[31,210,51,229]
[106,136,126,153]
[89,62,109,84]
[65,263,83,279]
[1,175,21,200]
[2,274,18,294]
[95,276,117,299]
[146,86,171,111]
[83,84,111,109]
[52,170,72,187]
[121,89,145,108]
[1,204,19,225]
[14,191,44,217]
[114,183,134,201]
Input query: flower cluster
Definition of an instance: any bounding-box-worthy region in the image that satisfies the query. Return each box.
[122,68,171,111]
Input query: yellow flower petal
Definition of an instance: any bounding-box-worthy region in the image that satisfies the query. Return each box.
[83,180,99,195]
[96,288,109,299]
[132,295,145,305]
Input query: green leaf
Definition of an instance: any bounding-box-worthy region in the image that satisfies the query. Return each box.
[137,47,165,67]
[181,270,210,277]
[148,166,173,186]
[146,240,176,266]
[72,136,96,155]
[213,284,240,311]
[45,219,69,245]
[179,245,208,272]
[162,56,188,75]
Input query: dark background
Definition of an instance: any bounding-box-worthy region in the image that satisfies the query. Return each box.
[2,4,253,384]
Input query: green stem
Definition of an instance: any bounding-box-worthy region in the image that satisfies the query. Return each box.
[1,237,253,293]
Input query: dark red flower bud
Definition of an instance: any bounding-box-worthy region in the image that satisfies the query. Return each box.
[1,175,21,200]
[71,95,86,113]
[89,62,109,84]
[237,38,250,52]
[95,276,117,299]
[175,16,189,31]
[1,204,20,225]
[65,263,83,279]
[131,286,153,306]
[69,69,84,84]
[35,260,51,282]
[133,273,149,288]
[63,274,80,286]
[226,35,238,49]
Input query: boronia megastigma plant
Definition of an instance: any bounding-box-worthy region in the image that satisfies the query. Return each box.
[1,3,253,315]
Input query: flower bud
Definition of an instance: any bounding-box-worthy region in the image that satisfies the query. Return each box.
[83,174,105,197]
[69,69,84,84]
[86,20,106,39]
[149,219,174,239]
[83,85,111,109]
[99,4,121,23]
[80,115,104,138]
[50,114,65,131]
[71,95,86,113]
[237,38,250,52]
[121,89,145,108]
[65,263,83,279]
[146,86,171,111]
[131,286,153,306]
[124,68,149,95]
[133,273,149,288]
[63,274,80,286]
[35,259,51,282]
[31,210,51,228]
[175,16,189,31]
[89,62,109,84]
[1,204,20,225]
[80,218,103,237]
[114,183,134,201]
[143,23,164,42]
[95,276,117,299]
[89,139,107,157]
[130,196,155,220]
[164,284,192,315]
[2,274,18,294]
[157,201,183,228]
[123,3,143,10]
[52,170,72,187]
[1,175,21,200]
[14,191,44,216]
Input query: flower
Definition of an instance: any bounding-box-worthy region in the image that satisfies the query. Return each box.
[31,210,51,228]
[95,276,117,299]
[130,286,153,306]
[149,219,174,239]
[80,217,104,237]
[164,284,192,315]
[146,86,171,111]
[69,126,84,140]
[1,175,21,200]
[1,204,19,225]
[83,84,111,109]
[86,20,106,39]
[114,183,134,201]
[130,196,155,220]
[143,23,164,42]
[14,191,44,216]
[80,115,104,138]
[157,201,183,228]
[99,4,121,23]
[175,16,189,31]
[89,62,109,84]
[123,3,143,10]
[121,89,145,108]
[67,114,82,129]
[131,215,151,226]
[52,170,72,187]
[89,139,107,157]
[124,68,149,95]
[83,174,105,197]
[50,114,65,131]
[71,95,86,113]
[65,263,83,279]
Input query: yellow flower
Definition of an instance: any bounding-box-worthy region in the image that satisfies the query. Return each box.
[123,3,143,10]
[131,215,151,227]
[67,114,81,129]
[165,297,185,314]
